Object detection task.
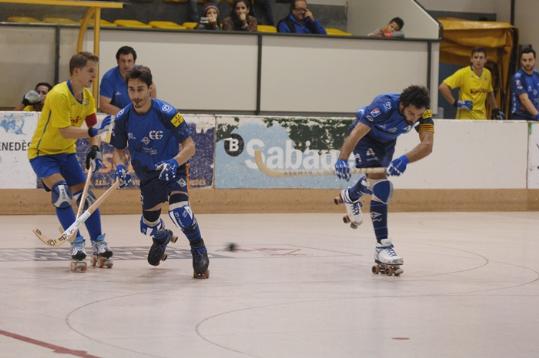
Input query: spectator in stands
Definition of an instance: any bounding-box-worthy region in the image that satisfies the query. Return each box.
[277,0,326,34]
[252,0,274,26]
[100,46,156,115]
[223,0,257,32]
[510,47,539,120]
[196,2,222,30]
[15,82,53,111]
[368,17,405,39]
[439,47,502,120]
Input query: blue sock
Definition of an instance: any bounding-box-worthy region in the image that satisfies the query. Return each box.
[183,221,203,246]
[56,206,76,230]
[370,201,388,243]
[84,208,102,241]
[348,177,366,201]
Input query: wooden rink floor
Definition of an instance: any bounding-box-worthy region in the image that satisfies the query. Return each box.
[1,212,539,358]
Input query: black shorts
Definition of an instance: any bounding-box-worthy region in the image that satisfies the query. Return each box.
[140,174,189,210]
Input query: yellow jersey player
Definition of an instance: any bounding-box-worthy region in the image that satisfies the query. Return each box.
[439,47,503,120]
[28,52,113,272]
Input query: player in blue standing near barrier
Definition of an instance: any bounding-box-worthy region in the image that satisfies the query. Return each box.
[334,85,434,276]
[110,65,209,279]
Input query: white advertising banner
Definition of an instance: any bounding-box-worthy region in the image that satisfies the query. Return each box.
[528,122,539,188]
[0,111,38,189]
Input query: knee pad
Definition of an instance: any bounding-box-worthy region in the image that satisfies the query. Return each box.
[51,181,72,208]
[370,179,393,204]
[140,210,164,236]
[169,201,195,230]
[73,190,96,211]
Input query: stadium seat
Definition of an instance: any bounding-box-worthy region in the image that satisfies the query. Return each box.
[42,17,79,25]
[7,16,42,24]
[114,19,153,29]
[149,21,186,30]
[325,27,352,36]
[257,25,277,33]
[182,22,198,29]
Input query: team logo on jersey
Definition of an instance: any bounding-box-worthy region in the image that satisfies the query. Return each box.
[149,130,163,140]
[422,109,432,119]
[142,137,150,145]
[118,108,125,117]
[383,102,392,111]
[171,113,185,127]
[162,104,172,113]
[371,108,381,117]
[178,178,187,188]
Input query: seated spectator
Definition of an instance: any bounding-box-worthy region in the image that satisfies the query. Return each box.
[511,47,539,120]
[368,17,405,39]
[223,0,257,32]
[15,82,53,111]
[277,0,326,35]
[252,0,274,26]
[196,2,222,30]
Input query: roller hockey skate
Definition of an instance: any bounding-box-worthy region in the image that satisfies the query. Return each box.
[147,229,178,266]
[334,188,363,229]
[91,235,114,269]
[191,240,209,279]
[70,240,87,273]
[372,239,404,277]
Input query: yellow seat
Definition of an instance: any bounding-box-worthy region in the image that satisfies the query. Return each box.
[257,25,277,33]
[43,17,79,25]
[325,27,352,36]
[114,19,153,29]
[163,0,188,3]
[149,20,186,30]
[182,22,198,29]
[80,19,118,28]
[7,16,42,24]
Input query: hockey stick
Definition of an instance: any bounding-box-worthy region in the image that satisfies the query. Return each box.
[33,180,120,247]
[254,149,386,177]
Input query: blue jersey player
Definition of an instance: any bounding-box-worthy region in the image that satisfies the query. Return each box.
[110,65,209,279]
[334,85,433,275]
[511,47,539,120]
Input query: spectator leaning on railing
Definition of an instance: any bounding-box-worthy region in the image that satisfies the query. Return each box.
[368,17,405,39]
[277,0,326,35]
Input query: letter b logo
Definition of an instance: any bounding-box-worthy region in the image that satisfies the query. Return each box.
[224,134,244,157]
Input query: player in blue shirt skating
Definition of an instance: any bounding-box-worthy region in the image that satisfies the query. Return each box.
[110,65,209,279]
[334,85,434,276]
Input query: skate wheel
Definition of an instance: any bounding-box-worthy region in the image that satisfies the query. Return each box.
[372,265,379,274]
[70,261,87,273]
[333,197,343,205]
[193,270,210,279]
[343,215,350,224]
[350,222,358,229]
[170,235,178,243]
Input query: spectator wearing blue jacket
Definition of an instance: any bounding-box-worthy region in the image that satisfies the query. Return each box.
[277,0,326,35]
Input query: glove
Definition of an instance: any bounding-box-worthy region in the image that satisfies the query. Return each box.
[454,100,473,111]
[493,109,505,120]
[88,115,112,137]
[156,159,179,182]
[335,159,351,181]
[22,90,42,105]
[85,145,103,171]
[115,164,132,188]
[387,155,409,176]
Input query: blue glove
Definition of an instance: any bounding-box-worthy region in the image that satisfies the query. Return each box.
[115,164,132,188]
[387,155,409,176]
[156,159,179,182]
[455,100,473,111]
[493,109,505,120]
[85,145,103,171]
[335,159,351,181]
[88,115,112,137]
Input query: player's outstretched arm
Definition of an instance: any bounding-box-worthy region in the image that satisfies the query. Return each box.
[406,129,434,163]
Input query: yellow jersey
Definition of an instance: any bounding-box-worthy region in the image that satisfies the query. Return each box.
[443,66,493,120]
[28,81,96,159]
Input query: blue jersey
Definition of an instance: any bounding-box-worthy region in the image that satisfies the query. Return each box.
[511,68,539,118]
[100,67,130,109]
[110,99,192,181]
[351,93,433,145]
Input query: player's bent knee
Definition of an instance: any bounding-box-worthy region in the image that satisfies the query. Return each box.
[370,179,393,204]
[51,181,72,208]
[140,210,163,236]
[73,190,96,210]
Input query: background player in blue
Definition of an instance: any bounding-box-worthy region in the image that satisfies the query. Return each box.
[511,47,539,120]
[99,46,157,115]
[334,85,434,275]
[110,65,209,279]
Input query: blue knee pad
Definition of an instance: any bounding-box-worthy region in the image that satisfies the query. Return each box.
[73,190,96,211]
[168,194,202,243]
[370,179,393,204]
[51,181,72,208]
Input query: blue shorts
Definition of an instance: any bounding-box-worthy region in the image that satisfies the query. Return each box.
[29,153,85,187]
[140,175,189,210]
[353,136,396,168]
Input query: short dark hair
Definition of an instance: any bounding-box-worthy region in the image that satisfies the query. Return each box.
[126,65,153,87]
[34,82,53,91]
[471,47,487,57]
[520,46,536,60]
[290,0,305,11]
[69,52,99,75]
[390,17,404,31]
[116,46,137,62]
[400,85,430,109]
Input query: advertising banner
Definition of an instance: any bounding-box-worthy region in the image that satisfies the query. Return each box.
[215,116,353,189]
[528,122,539,188]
